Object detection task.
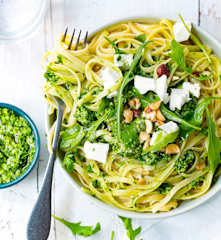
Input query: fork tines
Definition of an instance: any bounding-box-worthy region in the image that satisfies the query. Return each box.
[62,27,88,50]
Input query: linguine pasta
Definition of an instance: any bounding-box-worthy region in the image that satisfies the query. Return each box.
[43,19,221,213]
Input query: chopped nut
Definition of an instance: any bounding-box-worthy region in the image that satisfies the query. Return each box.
[143,111,157,121]
[166,144,180,154]
[144,106,152,113]
[149,101,161,111]
[172,76,179,81]
[139,131,149,143]
[123,109,133,123]
[156,110,166,121]
[145,119,153,134]
[128,97,141,110]
[156,120,164,126]
[143,135,150,150]
[196,162,206,170]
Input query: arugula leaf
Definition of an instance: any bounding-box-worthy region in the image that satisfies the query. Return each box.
[194,97,221,126]
[104,36,126,54]
[111,230,115,240]
[170,40,192,74]
[131,86,157,102]
[160,104,201,131]
[206,108,221,174]
[170,38,212,81]
[52,215,101,237]
[179,97,221,139]
[179,14,213,81]
[117,40,151,140]
[144,130,179,153]
[119,216,141,240]
[135,34,146,43]
[60,125,86,151]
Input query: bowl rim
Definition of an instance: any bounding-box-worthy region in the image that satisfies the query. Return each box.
[45,16,221,219]
[0,103,40,189]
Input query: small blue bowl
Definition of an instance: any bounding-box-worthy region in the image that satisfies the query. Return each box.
[0,103,40,189]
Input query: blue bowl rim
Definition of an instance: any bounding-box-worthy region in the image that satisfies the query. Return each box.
[0,103,40,189]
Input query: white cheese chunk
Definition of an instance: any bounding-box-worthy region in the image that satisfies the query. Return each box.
[163,93,170,104]
[173,21,192,42]
[114,54,133,70]
[83,141,109,164]
[169,88,190,111]
[155,74,168,103]
[134,75,156,94]
[182,82,200,98]
[100,67,119,91]
[159,121,179,134]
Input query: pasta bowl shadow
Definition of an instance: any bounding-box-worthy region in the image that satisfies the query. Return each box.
[45,16,221,219]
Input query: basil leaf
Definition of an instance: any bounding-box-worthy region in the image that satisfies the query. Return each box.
[135,34,146,43]
[119,216,141,240]
[117,41,151,140]
[206,108,221,174]
[60,125,85,151]
[104,36,126,54]
[144,130,179,153]
[52,215,101,237]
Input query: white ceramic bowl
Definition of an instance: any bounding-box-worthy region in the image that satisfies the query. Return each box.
[46,17,221,219]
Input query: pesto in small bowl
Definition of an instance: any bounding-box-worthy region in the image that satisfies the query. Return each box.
[0,104,40,188]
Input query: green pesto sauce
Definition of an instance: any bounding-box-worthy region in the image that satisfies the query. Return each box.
[0,108,35,184]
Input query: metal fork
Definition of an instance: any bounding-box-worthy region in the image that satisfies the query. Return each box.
[27,28,88,239]
[62,27,88,50]
[27,97,64,240]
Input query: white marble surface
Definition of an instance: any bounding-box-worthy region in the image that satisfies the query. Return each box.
[0,0,221,239]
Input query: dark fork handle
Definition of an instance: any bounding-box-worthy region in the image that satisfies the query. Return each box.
[27,99,64,240]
